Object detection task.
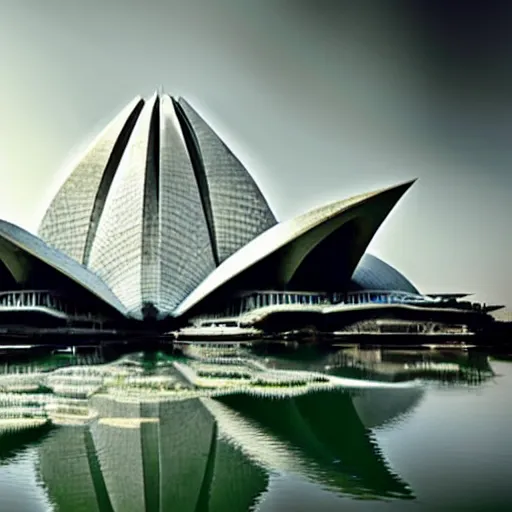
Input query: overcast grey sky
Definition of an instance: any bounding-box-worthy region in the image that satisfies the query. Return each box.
[0,0,511,306]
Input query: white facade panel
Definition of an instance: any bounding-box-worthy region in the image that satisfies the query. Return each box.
[38,98,143,264]
[88,97,157,319]
[158,96,217,313]
[178,98,277,263]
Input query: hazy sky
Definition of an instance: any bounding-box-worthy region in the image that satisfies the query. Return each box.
[0,0,511,306]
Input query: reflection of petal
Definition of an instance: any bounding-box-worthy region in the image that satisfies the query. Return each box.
[203,397,311,475]
[352,387,425,429]
[37,396,268,512]
[327,375,422,389]
[157,399,216,512]
[208,434,269,512]
[0,423,52,465]
[1,349,430,508]
[97,417,159,428]
[38,426,106,512]
[0,418,48,435]
[209,391,414,499]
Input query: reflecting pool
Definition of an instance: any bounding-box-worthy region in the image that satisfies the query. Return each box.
[0,344,511,511]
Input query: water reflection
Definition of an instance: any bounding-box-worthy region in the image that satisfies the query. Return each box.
[253,345,495,385]
[0,344,497,511]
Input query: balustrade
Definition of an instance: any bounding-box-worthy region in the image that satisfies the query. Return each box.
[198,289,439,324]
[0,290,100,321]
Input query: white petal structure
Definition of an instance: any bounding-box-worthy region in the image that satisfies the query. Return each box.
[0,220,128,316]
[176,98,277,263]
[38,97,145,265]
[37,94,277,320]
[158,96,217,315]
[174,181,414,316]
[0,92,418,321]
[87,96,157,318]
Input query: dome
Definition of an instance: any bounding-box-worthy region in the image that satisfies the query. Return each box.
[38,94,277,318]
[351,253,419,294]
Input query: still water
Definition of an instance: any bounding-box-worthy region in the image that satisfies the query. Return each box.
[0,344,510,511]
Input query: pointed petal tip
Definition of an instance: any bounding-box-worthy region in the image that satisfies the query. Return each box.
[379,178,417,197]
[150,89,179,101]
[130,94,144,105]
[398,178,417,193]
[350,178,417,213]
[394,178,417,189]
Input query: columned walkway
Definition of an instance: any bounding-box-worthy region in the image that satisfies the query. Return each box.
[224,291,330,317]
[0,290,106,324]
[195,290,441,324]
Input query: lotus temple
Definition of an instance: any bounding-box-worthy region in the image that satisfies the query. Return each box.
[0,92,502,340]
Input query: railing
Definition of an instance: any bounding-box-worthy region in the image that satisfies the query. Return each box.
[193,289,447,325]
[0,290,105,323]
[332,290,439,306]
[236,291,329,315]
